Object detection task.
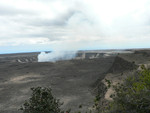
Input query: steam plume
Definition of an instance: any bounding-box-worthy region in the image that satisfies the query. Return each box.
[38,0,150,62]
[38,51,76,62]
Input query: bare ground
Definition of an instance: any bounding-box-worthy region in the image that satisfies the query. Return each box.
[0,56,115,113]
[0,49,150,113]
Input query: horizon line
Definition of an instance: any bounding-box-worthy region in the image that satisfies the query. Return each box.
[0,47,150,55]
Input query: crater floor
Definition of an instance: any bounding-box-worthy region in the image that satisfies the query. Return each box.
[0,54,115,113]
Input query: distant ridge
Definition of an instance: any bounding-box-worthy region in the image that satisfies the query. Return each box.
[108,56,138,73]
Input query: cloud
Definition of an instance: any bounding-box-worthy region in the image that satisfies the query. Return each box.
[25,11,75,27]
[0,0,150,54]
[0,38,51,46]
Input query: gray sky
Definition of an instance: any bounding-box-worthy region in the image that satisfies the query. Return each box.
[0,0,150,53]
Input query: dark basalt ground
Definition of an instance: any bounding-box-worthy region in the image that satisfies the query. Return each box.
[108,56,138,74]
[0,49,150,113]
[0,53,115,113]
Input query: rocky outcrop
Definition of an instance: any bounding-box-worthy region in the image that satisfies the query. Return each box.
[0,53,38,63]
[134,50,150,57]
[93,56,138,109]
[108,56,138,73]
[16,57,37,63]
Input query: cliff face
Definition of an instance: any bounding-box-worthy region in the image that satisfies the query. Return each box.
[108,56,138,74]
[93,56,138,107]
[0,52,38,63]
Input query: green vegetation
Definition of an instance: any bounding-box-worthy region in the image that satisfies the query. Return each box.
[20,65,150,113]
[20,87,63,113]
[104,65,150,113]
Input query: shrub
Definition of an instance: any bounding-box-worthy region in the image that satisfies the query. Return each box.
[20,87,63,113]
[106,65,150,113]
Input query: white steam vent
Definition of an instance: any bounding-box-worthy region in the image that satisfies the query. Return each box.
[38,51,77,62]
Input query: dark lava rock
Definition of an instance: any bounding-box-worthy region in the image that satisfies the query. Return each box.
[108,56,138,73]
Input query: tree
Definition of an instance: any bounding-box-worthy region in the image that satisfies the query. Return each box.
[106,65,150,113]
[20,87,63,113]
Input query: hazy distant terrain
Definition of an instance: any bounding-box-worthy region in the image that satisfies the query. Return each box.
[0,49,150,113]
